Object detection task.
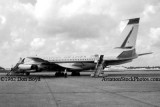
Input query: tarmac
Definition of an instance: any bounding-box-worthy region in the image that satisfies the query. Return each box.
[0,70,160,107]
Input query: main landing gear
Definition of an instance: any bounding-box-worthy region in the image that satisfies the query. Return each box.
[55,69,68,78]
[71,72,80,76]
[64,69,67,78]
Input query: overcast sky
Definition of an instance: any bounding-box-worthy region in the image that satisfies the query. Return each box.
[0,0,160,67]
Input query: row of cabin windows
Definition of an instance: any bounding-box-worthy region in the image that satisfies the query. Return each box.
[48,58,95,61]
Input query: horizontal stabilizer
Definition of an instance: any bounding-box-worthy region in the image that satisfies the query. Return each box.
[138,52,153,56]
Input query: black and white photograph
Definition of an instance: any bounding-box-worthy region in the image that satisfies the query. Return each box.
[0,0,160,107]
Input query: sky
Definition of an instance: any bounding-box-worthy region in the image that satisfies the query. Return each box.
[0,0,160,68]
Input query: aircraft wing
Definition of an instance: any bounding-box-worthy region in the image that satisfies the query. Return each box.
[55,63,82,69]
[27,57,49,63]
[27,57,83,70]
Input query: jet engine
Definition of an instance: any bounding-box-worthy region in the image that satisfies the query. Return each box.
[18,64,38,71]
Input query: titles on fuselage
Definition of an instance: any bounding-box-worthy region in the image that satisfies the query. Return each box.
[42,56,95,62]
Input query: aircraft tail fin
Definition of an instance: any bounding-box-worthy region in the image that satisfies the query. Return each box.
[117,18,140,49]
[117,18,140,59]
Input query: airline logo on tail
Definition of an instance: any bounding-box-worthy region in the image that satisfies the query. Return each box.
[119,18,140,49]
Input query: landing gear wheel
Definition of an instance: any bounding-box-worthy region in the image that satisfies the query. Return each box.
[55,72,58,77]
[61,73,64,76]
[55,72,64,77]
[26,72,30,76]
[64,73,67,78]
[71,72,80,76]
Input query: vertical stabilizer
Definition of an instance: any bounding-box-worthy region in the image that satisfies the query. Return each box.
[118,18,140,49]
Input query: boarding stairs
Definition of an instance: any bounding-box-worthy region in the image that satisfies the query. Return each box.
[92,55,105,77]
[6,58,25,75]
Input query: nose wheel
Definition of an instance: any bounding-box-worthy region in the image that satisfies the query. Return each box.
[64,69,67,78]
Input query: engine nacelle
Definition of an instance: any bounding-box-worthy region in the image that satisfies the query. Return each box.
[18,64,38,71]
[18,64,32,70]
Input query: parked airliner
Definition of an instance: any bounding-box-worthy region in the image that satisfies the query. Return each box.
[7,18,152,77]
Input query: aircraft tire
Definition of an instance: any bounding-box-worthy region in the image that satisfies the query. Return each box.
[71,72,80,76]
[55,72,58,77]
[55,72,64,77]
[64,73,67,78]
[26,72,30,76]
